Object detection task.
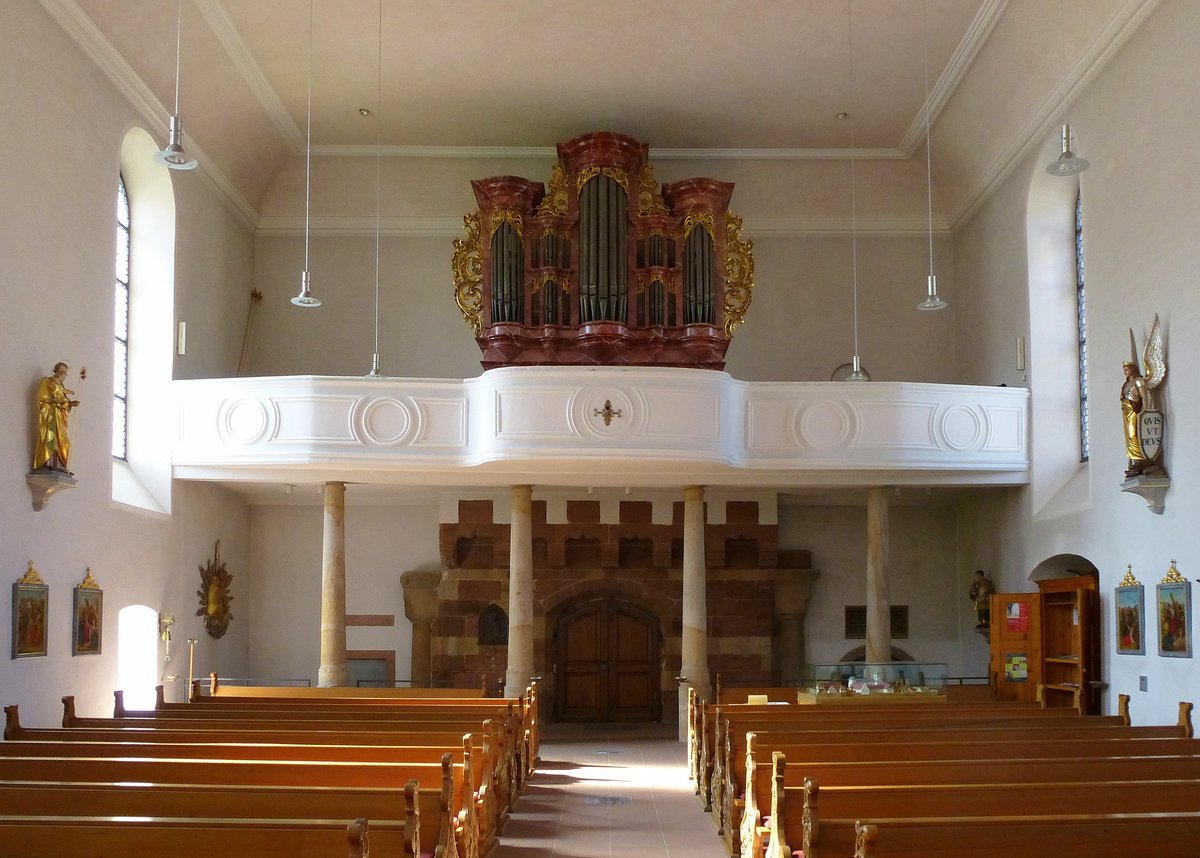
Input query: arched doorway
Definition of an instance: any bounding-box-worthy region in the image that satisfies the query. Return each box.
[553,598,662,722]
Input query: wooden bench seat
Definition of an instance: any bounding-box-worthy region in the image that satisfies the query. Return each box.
[0,813,408,858]
[696,698,1117,810]
[0,735,500,845]
[0,779,453,857]
[0,752,480,858]
[717,718,1191,855]
[110,689,534,790]
[196,676,540,768]
[784,773,1200,858]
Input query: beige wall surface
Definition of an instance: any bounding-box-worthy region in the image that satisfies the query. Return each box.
[0,1,252,725]
[952,0,1200,725]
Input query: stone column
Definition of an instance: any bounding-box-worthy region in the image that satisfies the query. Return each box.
[679,485,711,740]
[318,481,349,687]
[401,570,443,687]
[774,568,821,684]
[504,485,534,698]
[865,486,891,665]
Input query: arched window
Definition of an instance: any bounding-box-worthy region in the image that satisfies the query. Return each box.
[117,604,159,710]
[114,175,130,460]
[1075,191,1088,462]
[113,128,175,514]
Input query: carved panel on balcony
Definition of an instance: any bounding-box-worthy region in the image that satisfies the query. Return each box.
[451,132,755,370]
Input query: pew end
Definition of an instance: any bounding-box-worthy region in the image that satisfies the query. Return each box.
[853,820,878,858]
[3,705,21,741]
[348,816,370,858]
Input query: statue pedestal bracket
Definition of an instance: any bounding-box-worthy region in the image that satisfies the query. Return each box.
[26,469,78,511]
[1121,472,1170,514]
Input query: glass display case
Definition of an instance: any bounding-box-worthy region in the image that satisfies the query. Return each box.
[796,662,948,703]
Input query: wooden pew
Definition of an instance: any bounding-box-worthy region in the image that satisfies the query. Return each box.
[697,697,1111,813]
[197,674,541,771]
[0,752,474,858]
[0,727,501,849]
[717,698,1190,855]
[0,813,408,858]
[758,752,1200,858]
[777,772,1200,858]
[0,780,450,858]
[847,814,1200,858]
[65,696,520,813]
[737,734,1200,858]
[714,696,1184,836]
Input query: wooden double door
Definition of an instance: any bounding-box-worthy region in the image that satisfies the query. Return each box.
[554,598,662,722]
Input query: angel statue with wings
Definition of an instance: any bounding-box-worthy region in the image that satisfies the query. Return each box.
[1121,315,1167,479]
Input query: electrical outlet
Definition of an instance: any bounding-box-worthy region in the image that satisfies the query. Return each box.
[1139,675,1148,692]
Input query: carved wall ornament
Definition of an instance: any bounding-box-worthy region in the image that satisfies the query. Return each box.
[196,540,234,639]
[637,164,669,216]
[722,213,755,336]
[451,210,484,334]
[1162,559,1186,585]
[18,561,44,585]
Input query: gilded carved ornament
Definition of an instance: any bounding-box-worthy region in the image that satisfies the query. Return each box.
[452,210,484,334]
[531,274,570,294]
[78,567,100,589]
[576,165,629,194]
[636,273,675,295]
[1119,564,1141,587]
[637,164,669,216]
[18,561,44,585]
[489,209,524,239]
[683,212,715,241]
[722,213,755,337]
[536,165,570,217]
[1161,560,1187,584]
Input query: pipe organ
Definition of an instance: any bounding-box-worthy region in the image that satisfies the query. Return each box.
[452,132,754,369]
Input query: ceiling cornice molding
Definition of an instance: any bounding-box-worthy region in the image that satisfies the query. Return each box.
[38,0,259,230]
[195,0,306,153]
[313,144,905,161]
[897,0,1010,156]
[948,0,1161,230]
[256,215,952,239]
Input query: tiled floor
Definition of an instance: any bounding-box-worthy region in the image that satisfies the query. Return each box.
[493,722,730,858]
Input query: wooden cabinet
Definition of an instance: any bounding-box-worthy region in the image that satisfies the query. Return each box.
[989,574,1099,714]
[1037,575,1099,714]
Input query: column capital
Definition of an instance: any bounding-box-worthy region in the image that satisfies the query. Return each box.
[683,485,705,502]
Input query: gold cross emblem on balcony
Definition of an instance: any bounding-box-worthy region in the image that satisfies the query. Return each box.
[593,399,623,427]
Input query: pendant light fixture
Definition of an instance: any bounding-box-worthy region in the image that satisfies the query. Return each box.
[844,1,868,382]
[154,0,198,170]
[1045,1,1090,176]
[917,0,947,311]
[366,0,384,378]
[291,1,321,308]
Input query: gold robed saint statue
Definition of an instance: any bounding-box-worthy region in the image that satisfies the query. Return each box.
[33,362,80,474]
[1121,316,1167,479]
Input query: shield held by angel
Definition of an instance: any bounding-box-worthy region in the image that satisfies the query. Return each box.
[1121,314,1167,478]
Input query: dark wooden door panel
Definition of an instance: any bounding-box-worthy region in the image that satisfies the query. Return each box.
[555,598,661,723]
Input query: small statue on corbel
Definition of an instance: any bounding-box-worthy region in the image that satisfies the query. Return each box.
[1120,315,1171,513]
[1120,316,1167,479]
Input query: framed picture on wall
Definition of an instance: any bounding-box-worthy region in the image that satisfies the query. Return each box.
[1115,565,1145,655]
[1156,561,1191,659]
[12,562,48,659]
[72,568,103,656]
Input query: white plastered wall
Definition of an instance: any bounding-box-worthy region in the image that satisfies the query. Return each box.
[953,0,1200,724]
[0,2,252,724]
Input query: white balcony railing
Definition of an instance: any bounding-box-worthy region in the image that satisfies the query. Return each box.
[173,367,1028,489]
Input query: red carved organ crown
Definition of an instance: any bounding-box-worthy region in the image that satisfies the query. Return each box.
[452,132,754,370]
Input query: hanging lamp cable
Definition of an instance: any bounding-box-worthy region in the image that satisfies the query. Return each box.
[368,0,383,377]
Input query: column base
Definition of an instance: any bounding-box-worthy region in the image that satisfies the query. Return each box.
[317,665,349,687]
